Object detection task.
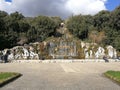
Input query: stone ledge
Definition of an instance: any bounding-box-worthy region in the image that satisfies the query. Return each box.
[9,59,120,63]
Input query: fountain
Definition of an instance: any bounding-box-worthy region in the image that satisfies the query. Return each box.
[0,23,118,60]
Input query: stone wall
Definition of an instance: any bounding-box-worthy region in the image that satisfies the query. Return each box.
[0,42,118,60]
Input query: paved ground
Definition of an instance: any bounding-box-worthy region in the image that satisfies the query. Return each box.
[0,62,120,90]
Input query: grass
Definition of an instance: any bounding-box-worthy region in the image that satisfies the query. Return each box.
[0,72,22,87]
[104,71,120,85]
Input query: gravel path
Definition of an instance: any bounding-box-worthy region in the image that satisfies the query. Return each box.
[0,62,120,90]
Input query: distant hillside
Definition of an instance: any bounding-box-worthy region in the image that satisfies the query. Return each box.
[0,5,120,53]
[66,6,120,51]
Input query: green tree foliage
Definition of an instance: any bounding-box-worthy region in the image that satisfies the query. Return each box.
[0,11,7,32]
[67,15,92,40]
[93,10,110,30]
[0,6,120,52]
[0,12,61,50]
[26,16,61,42]
[110,6,120,31]
[67,6,120,51]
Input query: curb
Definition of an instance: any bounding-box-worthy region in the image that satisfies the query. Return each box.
[0,73,22,87]
[103,73,120,86]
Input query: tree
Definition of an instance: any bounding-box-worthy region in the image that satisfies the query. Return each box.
[88,30,98,44]
[89,30,106,44]
[0,11,8,17]
[51,16,63,28]
[0,6,120,51]
[31,16,58,41]
[18,20,30,33]
[0,11,8,32]
[93,10,110,32]
[110,6,120,31]
[66,15,92,40]
[113,36,120,51]
[10,12,24,20]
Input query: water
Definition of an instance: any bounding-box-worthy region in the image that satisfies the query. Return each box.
[49,40,77,59]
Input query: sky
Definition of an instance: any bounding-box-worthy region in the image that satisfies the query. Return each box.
[0,0,120,18]
[105,0,120,11]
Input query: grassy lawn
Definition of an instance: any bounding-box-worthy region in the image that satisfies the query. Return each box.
[104,71,120,84]
[0,72,22,86]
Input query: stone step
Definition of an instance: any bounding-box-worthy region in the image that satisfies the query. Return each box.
[9,59,120,63]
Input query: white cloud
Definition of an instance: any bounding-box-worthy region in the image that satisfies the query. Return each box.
[65,0,107,15]
[0,0,107,18]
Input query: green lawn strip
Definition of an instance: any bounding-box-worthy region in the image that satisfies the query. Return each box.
[0,72,22,87]
[104,71,120,85]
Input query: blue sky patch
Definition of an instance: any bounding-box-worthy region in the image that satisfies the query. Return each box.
[106,0,120,11]
[5,0,12,2]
